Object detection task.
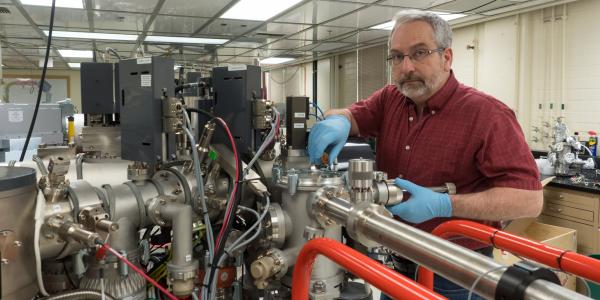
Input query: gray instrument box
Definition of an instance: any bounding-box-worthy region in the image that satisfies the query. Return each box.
[212,65,261,155]
[286,96,309,150]
[118,57,174,165]
[0,103,64,145]
[80,62,120,114]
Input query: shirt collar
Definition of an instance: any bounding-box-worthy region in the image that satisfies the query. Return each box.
[405,70,458,112]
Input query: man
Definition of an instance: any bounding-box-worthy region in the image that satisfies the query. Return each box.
[307,9,543,300]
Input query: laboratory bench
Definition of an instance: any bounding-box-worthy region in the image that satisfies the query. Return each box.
[537,169,600,255]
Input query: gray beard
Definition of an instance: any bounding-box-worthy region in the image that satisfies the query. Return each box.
[396,80,428,99]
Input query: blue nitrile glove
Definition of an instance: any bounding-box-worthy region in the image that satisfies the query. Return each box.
[308,115,351,165]
[387,178,453,224]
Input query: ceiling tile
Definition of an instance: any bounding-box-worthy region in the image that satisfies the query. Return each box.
[433,0,519,14]
[323,5,398,28]
[266,39,313,50]
[149,15,209,35]
[198,19,262,37]
[275,0,364,25]
[287,25,355,42]
[93,11,148,31]
[26,5,89,28]
[0,4,30,25]
[257,23,309,36]
[0,24,40,38]
[336,29,389,43]
[160,0,235,18]
[378,0,454,8]
[93,0,160,14]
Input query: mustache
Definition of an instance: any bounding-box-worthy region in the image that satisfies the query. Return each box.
[399,75,423,84]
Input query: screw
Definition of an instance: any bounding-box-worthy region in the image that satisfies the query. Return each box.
[1,259,8,265]
[325,191,334,198]
[13,241,22,247]
[159,198,166,205]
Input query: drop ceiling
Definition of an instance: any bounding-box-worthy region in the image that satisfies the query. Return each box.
[0,0,574,69]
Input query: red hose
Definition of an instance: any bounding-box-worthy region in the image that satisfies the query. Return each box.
[421,220,600,285]
[291,238,446,300]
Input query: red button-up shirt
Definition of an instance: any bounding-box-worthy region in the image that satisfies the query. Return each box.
[348,72,541,248]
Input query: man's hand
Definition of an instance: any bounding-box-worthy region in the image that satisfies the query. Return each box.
[308,115,351,165]
[387,178,453,223]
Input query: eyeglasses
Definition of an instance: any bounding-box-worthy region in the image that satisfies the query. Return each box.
[386,48,445,65]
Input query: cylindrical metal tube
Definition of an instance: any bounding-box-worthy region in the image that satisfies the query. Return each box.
[317,197,587,300]
[159,203,193,266]
[348,159,374,203]
[33,155,48,176]
[39,289,116,300]
[75,153,84,180]
[197,121,215,163]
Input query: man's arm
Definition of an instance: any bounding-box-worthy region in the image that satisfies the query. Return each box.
[324,108,360,136]
[451,187,543,221]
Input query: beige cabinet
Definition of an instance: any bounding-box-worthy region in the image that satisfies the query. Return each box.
[537,186,600,254]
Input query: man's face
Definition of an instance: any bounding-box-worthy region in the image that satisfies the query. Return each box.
[389,21,452,105]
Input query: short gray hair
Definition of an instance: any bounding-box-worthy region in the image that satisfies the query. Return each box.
[389,9,453,49]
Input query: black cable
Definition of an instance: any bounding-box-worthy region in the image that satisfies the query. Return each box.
[105,47,122,60]
[185,107,215,120]
[19,0,56,161]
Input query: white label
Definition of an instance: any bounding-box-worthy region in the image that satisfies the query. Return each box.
[293,123,304,129]
[294,112,306,118]
[227,64,247,71]
[8,110,23,123]
[52,204,61,213]
[141,74,152,87]
[136,57,151,64]
[185,254,192,262]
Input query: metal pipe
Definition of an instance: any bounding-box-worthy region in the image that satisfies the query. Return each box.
[158,202,198,296]
[33,155,48,176]
[40,289,116,300]
[316,196,588,300]
[291,238,446,300]
[159,203,193,266]
[76,153,84,180]
[430,220,600,285]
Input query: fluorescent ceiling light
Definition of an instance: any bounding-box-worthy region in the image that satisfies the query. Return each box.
[260,57,294,65]
[68,63,81,68]
[20,0,83,9]
[370,21,394,30]
[45,30,137,41]
[58,49,93,58]
[221,0,302,21]
[370,11,467,30]
[432,11,467,21]
[145,36,227,44]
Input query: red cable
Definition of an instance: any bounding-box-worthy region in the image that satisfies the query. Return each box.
[100,244,178,300]
[214,117,239,249]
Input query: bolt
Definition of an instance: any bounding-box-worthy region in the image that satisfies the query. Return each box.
[44,233,55,239]
[13,241,22,247]
[1,231,8,236]
[154,209,160,215]
[1,259,8,265]
[325,191,334,198]
[325,219,334,226]
[159,198,166,205]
